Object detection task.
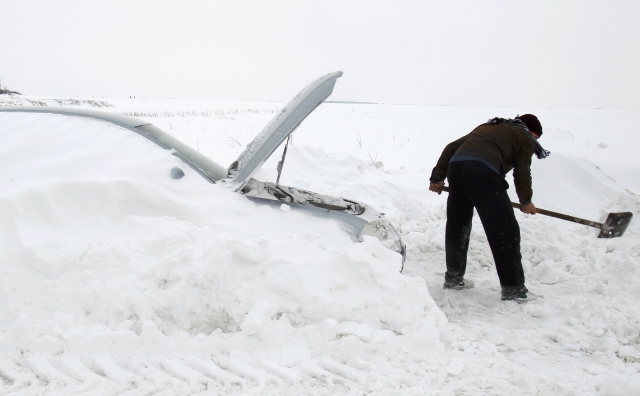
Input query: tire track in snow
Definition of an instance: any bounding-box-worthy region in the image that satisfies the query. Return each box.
[0,353,372,394]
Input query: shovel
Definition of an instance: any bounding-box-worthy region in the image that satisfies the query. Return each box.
[440,186,632,238]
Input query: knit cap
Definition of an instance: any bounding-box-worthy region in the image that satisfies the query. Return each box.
[515,114,542,136]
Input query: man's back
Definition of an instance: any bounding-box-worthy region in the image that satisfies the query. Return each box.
[430,120,538,204]
[455,122,536,175]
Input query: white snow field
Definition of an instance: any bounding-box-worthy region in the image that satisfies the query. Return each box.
[1,96,639,395]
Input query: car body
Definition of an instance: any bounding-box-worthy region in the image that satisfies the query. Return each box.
[0,71,406,266]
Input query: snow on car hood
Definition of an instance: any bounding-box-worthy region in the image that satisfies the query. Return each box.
[228,71,343,191]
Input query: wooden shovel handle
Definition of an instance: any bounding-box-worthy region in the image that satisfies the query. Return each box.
[440,185,603,229]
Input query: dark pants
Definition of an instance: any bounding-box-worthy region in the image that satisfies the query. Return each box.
[445,161,526,294]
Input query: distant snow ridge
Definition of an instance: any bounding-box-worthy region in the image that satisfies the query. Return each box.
[0,97,114,108]
[0,112,448,394]
[120,108,278,118]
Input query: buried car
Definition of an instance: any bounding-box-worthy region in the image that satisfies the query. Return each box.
[0,71,406,266]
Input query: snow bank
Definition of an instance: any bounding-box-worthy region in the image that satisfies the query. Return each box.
[0,112,446,392]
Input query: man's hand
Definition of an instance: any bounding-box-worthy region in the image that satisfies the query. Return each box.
[429,181,445,195]
[520,202,536,214]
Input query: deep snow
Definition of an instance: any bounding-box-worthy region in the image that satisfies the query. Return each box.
[0,96,639,395]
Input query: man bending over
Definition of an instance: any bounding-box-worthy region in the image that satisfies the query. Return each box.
[429,114,550,303]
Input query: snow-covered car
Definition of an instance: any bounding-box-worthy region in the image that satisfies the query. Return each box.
[0,71,406,265]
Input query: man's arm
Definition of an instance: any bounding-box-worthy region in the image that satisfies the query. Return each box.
[513,141,536,210]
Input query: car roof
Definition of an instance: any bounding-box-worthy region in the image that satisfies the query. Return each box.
[0,106,230,182]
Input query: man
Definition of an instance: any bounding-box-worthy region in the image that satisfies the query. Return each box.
[429,114,549,303]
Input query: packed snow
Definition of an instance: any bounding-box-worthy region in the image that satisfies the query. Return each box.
[0,96,639,395]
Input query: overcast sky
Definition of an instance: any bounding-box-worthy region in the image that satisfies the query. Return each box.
[2,0,639,109]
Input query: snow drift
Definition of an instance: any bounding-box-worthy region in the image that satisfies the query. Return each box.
[0,112,446,392]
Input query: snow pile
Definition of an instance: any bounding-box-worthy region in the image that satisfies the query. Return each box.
[0,112,445,393]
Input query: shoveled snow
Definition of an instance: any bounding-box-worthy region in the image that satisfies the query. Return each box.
[0,97,639,395]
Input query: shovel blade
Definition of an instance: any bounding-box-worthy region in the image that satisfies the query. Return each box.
[598,212,633,238]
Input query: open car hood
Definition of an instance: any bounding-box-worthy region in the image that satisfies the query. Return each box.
[228,71,343,191]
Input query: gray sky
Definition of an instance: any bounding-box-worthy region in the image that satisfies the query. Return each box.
[2,0,639,109]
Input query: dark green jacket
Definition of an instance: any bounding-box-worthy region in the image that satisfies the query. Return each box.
[430,122,538,204]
